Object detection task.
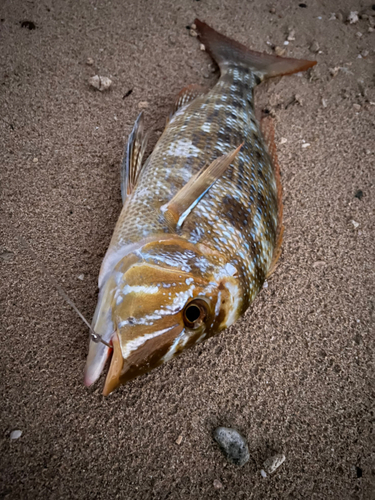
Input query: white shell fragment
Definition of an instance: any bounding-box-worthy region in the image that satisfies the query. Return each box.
[263,454,286,474]
[10,430,22,440]
[88,75,112,91]
[347,11,359,24]
[138,101,149,109]
[287,29,295,41]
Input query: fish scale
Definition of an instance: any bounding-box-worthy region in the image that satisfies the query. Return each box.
[110,66,274,299]
[84,19,316,395]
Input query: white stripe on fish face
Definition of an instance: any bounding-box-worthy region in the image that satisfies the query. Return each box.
[120,325,178,360]
[161,328,188,363]
[223,280,241,328]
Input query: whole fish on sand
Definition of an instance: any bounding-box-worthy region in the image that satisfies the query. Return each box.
[84,19,316,395]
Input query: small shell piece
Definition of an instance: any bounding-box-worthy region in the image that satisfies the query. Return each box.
[263,453,286,474]
[88,75,112,91]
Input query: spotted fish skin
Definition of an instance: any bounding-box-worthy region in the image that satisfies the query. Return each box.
[105,66,276,310]
[84,20,316,395]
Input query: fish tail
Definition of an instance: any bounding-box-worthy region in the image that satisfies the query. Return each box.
[194,19,316,81]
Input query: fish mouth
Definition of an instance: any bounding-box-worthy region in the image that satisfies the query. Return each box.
[84,330,113,388]
[102,331,123,396]
[101,323,186,396]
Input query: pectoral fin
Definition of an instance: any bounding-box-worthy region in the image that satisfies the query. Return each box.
[121,112,149,203]
[167,84,206,126]
[161,144,243,230]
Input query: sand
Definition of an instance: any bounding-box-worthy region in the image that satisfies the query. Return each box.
[1,0,374,498]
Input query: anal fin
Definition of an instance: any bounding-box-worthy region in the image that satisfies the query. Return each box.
[121,112,149,203]
[260,115,284,278]
[161,144,243,231]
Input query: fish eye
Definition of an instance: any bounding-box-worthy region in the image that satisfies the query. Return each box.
[183,300,207,329]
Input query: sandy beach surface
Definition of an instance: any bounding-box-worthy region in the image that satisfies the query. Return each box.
[1,0,374,498]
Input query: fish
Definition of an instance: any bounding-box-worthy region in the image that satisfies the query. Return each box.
[84,19,316,395]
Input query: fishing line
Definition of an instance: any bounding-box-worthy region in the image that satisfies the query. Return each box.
[17,235,112,348]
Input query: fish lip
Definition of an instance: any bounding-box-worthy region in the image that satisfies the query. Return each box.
[102,330,123,396]
[84,331,114,387]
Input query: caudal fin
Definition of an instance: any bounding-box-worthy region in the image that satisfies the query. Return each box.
[194,19,316,80]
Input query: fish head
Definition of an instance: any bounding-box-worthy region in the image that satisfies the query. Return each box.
[85,239,243,395]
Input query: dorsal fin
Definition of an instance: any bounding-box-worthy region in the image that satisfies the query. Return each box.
[194,19,316,81]
[121,112,149,203]
[260,115,284,278]
[167,84,206,125]
[161,144,243,231]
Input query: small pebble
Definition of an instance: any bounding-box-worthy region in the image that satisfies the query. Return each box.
[77,274,85,281]
[310,40,320,53]
[138,101,149,109]
[337,11,344,22]
[348,11,359,24]
[329,67,339,77]
[86,57,94,65]
[168,34,176,45]
[33,157,38,163]
[283,40,289,45]
[280,137,287,144]
[200,43,205,51]
[353,103,361,111]
[263,454,286,474]
[88,75,112,91]
[189,29,198,37]
[260,469,267,478]
[351,220,359,229]
[263,280,268,288]
[329,13,336,21]
[355,31,363,38]
[0,250,14,261]
[191,23,196,30]
[302,143,310,148]
[213,479,223,489]
[287,29,295,41]
[274,46,286,56]
[213,427,250,467]
[176,435,183,445]
[322,98,328,108]
[269,7,276,14]
[312,261,326,268]
[361,50,369,58]
[10,430,22,440]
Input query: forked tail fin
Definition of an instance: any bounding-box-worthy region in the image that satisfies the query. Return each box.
[194,19,316,81]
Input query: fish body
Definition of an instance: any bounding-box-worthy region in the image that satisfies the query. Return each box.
[84,20,316,395]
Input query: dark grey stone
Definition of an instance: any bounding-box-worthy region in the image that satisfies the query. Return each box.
[213,427,250,466]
